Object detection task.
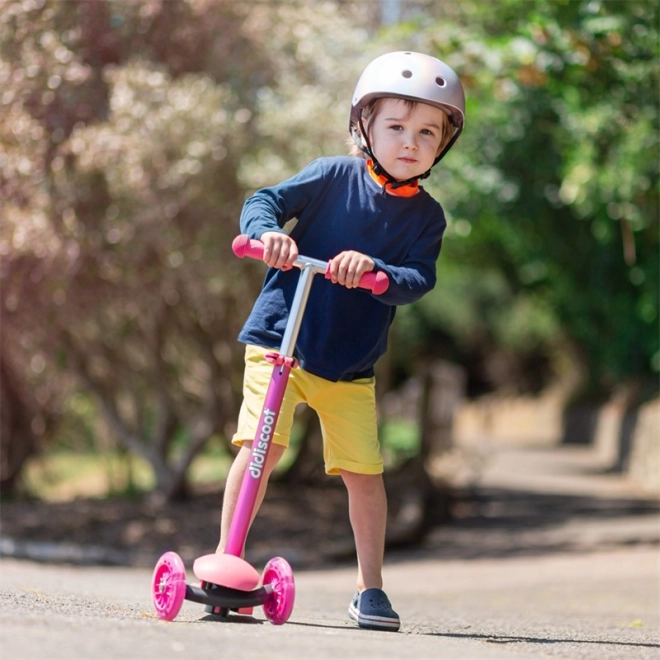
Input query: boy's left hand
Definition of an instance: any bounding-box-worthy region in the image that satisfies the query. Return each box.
[327,251,375,289]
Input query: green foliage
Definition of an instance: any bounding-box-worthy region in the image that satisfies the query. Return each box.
[380,419,420,469]
[387,0,659,396]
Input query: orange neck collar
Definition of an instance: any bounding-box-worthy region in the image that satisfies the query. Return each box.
[366,160,420,197]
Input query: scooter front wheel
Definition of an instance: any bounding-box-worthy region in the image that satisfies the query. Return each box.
[262,557,295,625]
[152,551,187,621]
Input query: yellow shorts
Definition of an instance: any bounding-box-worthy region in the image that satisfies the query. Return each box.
[233,345,383,475]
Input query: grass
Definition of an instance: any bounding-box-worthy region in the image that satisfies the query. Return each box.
[21,419,420,501]
[22,448,234,502]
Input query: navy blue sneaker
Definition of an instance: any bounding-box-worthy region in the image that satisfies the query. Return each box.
[348,588,400,632]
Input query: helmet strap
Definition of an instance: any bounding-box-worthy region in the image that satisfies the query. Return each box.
[432,125,463,167]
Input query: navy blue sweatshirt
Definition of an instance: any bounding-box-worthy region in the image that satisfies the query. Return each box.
[238,156,446,382]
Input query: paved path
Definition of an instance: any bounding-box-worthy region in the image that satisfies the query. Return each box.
[1,547,657,660]
[1,443,658,659]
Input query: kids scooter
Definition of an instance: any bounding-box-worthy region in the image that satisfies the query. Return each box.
[151,234,389,624]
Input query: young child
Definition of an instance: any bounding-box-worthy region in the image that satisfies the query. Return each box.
[217,51,465,632]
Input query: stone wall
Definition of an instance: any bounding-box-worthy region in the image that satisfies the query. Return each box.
[626,399,660,493]
[452,391,660,494]
[453,391,565,447]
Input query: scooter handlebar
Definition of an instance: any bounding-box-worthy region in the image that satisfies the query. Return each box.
[232,234,389,296]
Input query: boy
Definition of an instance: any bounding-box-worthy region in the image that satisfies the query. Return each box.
[217,51,465,632]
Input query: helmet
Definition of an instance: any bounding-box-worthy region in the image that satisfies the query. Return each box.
[350,51,465,169]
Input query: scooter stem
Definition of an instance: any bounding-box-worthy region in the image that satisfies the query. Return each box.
[279,266,319,358]
[224,265,319,557]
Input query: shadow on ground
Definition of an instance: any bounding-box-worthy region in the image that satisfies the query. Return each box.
[1,474,657,569]
[406,485,659,563]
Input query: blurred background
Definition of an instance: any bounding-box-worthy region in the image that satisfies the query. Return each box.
[0,0,657,560]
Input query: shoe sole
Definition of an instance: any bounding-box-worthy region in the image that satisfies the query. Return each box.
[348,603,400,631]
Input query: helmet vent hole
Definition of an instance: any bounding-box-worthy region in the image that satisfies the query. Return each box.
[401,70,413,79]
[436,76,446,87]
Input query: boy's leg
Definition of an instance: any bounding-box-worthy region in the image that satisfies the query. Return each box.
[341,468,400,631]
[216,441,286,554]
[340,470,387,591]
[311,374,385,591]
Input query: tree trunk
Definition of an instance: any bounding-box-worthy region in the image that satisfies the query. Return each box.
[0,355,42,495]
[419,360,467,462]
[385,359,466,547]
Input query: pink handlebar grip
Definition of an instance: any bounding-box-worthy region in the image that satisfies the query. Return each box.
[231,234,389,295]
[355,270,389,296]
[232,234,264,260]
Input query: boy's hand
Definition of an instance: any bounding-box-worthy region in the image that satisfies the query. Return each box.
[327,251,375,289]
[260,231,299,270]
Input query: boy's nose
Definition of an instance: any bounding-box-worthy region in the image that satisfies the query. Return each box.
[402,132,418,149]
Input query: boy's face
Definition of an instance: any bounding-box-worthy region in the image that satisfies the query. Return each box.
[367,98,447,181]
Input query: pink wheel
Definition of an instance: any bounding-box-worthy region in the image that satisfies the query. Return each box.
[152,551,187,621]
[262,557,295,625]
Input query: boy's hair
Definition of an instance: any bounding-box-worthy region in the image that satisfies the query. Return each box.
[348,97,453,159]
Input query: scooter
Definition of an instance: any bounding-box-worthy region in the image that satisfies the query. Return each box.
[151,234,389,624]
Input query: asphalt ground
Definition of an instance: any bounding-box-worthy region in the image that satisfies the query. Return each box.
[0,546,657,660]
[1,442,658,660]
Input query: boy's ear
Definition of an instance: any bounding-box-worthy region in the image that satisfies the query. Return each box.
[436,116,453,155]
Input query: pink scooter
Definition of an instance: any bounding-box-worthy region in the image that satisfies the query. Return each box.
[151,234,389,624]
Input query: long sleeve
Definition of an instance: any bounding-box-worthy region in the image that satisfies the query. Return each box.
[369,217,443,307]
[239,163,327,239]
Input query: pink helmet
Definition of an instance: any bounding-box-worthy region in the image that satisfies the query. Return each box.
[350,51,465,170]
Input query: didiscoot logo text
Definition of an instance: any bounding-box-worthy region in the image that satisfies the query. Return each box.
[248,408,276,478]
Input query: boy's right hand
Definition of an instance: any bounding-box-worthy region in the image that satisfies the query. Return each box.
[260,231,299,270]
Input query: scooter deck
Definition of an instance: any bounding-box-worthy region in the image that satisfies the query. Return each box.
[185,583,274,609]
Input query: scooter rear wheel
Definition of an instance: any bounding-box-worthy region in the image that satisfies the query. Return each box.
[152,551,186,621]
[262,556,295,625]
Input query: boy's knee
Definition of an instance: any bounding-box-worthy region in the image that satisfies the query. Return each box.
[340,470,384,490]
[240,441,286,473]
[267,443,287,466]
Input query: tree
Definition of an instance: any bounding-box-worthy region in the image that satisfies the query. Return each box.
[0,0,373,499]
[2,0,656,504]
[376,0,659,400]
